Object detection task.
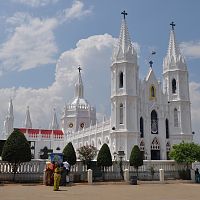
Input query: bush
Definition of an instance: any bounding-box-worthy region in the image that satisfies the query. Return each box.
[97,143,112,169]
[63,142,76,166]
[1,129,31,181]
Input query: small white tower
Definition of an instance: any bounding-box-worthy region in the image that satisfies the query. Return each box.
[24,106,32,129]
[111,11,139,159]
[163,22,192,143]
[61,67,96,132]
[4,99,14,137]
[50,108,59,130]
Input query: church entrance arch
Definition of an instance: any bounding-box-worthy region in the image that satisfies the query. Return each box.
[151,137,160,160]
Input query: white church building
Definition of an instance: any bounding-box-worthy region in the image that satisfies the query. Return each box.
[0,12,193,160]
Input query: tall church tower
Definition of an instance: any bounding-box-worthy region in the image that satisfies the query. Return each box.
[111,11,139,159]
[163,22,192,143]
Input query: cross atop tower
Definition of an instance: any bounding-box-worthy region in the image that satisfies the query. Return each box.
[78,66,82,73]
[170,21,176,30]
[149,60,153,68]
[121,10,128,19]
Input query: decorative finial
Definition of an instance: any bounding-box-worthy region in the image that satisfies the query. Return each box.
[149,60,153,68]
[78,66,82,73]
[170,21,176,30]
[121,10,128,19]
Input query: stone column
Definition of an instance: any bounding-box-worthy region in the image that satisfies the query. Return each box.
[87,169,93,184]
[159,168,164,183]
[124,169,129,182]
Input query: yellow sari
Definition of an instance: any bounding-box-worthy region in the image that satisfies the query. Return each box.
[53,167,61,191]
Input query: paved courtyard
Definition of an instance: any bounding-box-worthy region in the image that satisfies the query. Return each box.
[0,182,200,200]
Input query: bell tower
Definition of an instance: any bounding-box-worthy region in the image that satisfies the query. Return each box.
[111,11,139,158]
[163,22,192,142]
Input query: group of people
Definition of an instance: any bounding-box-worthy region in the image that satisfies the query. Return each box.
[45,161,70,191]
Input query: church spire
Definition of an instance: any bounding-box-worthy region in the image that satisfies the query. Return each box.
[112,11,137,64]
[163,22,186,72]
[4,99,14,136]
[50,108,59,130]
[24,106,32,129]
[75,67,84,98]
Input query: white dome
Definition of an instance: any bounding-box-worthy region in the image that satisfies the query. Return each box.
[71,97,89,107]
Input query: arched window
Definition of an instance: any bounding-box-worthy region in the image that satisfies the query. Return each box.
[172,79,176,94]
[119,103,123,124]
[174,108,179,127]
[140,117,144,138]
[119,72,123,88]
[166,119,169,139]
[151,110,158,134]
[150,85,156,98]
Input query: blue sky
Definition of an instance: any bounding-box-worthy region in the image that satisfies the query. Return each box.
[0,0,200,141]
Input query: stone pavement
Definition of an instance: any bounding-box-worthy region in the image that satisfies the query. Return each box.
[0,182,200,200]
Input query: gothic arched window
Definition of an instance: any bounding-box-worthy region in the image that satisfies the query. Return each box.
[151,137,160,150]
[174,108,179,127]
[172,79,176,94]
[119,103,123,124]
[150,85,156,98]
[151,110,158,134]
[166,119,169,139]
[119,72,123,88]
[140,117,144,138]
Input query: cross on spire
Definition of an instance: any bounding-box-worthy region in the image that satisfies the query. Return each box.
[170,21,176,30]
[121,10,128,19]
[149,60,153,68]
[78,66,82,73]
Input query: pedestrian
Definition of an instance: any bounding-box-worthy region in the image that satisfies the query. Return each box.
[195,168,200,183]
[53,163,61,191]
[63,161,70,184]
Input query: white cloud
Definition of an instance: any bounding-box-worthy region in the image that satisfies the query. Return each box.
[58,0,93,23]
[0,13,58,72]
[12,0,59,7]
[0,1,92,74]
[0,34,115,130]
[180,41,200,59]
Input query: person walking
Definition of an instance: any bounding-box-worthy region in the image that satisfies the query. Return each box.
[53,163,61,191]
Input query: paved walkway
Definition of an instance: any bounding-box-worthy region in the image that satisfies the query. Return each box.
[1,182,200,200]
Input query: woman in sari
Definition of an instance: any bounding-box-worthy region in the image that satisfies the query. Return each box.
[53,163,61,191]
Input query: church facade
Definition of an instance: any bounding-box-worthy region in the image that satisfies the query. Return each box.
[0,14,193,160]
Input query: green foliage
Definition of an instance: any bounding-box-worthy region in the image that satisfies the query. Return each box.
[169,142,200,169]
[97,143,112,168]
[1,129,31,181]
[77,145,97,164]
[129,145,143,170]
[63,142,76,166]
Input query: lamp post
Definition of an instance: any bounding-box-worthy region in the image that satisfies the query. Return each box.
[118,150,125,180]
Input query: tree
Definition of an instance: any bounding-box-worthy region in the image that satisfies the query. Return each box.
[1,129,31,181]
[63,142,76,166]
[129,145,143,177]
[97,143,112,169]
[77,145,97,169]
[169,142,200,169]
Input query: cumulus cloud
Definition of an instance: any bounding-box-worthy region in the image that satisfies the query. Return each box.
[12,0,59,7]
[0,34,115,130]
[0,1,92,74]
[180,41,200,59]
[0,13,58,72]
